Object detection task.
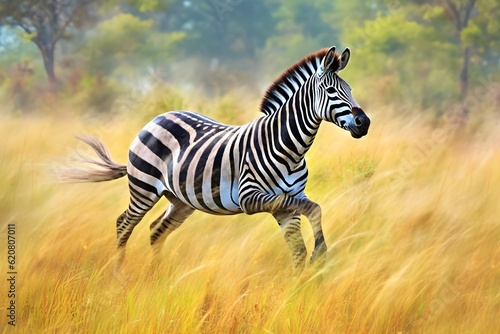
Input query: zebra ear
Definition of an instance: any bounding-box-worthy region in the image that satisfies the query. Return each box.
[338,48,351,72]
[318,46,336,77]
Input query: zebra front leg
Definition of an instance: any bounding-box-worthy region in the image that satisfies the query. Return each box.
[273,211,307,272]
[149,198,195,261]
[298,200,326,264]
[243,192,327,266]
[269,195,326,264]
[283,199,327,264]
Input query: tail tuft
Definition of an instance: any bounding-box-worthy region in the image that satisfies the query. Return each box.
[56,136,127,183]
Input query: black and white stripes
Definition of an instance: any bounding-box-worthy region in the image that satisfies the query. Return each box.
[63,46,370,270]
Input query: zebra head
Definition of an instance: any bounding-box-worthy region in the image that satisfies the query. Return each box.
[315,46,370,138]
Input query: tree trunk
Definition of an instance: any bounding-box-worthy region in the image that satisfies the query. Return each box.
[39,44,58,90]
[443,0,476,101]
[459,46,470,99]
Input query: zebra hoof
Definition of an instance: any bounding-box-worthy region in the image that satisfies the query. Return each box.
[310,245,327,265]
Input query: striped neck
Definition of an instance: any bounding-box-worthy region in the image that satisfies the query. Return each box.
[259,50,329,160]
[260,49,328,116]
[268,78,322,160]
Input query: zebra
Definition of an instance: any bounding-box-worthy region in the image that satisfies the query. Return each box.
[61,46,370,271]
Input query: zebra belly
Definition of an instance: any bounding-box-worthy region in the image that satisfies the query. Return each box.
[129,111,243,215]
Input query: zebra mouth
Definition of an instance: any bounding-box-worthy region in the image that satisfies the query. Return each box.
[348,127,366,139]
[351,131,363,139]
[341,122,368,139]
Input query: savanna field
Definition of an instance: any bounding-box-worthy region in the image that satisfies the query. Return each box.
[0,92,499,333]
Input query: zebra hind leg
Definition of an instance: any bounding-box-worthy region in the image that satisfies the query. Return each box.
[273,211,307,273]
[115,194,160,269]
[149,197,195,261]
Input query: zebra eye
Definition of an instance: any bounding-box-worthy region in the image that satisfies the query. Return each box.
[326,87,336,94]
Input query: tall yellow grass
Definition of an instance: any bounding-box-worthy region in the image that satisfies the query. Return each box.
[0,97,499,333]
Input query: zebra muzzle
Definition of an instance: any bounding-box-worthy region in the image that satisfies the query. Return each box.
[350,107,370,138]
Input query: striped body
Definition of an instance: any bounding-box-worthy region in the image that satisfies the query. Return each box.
[128,106,314,216]
[129,111,243,214]
[63,46,370,271]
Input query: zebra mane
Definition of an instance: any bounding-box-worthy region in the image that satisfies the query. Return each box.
[260,48,340,116]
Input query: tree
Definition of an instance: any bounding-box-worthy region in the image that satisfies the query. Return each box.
[158,0,276,63]
[406,0,499,100]
[0,0,94,88]
[83,13,185,78]
[341,9,453,108]
[261,0,339,73]
[443,0,476,97]
[129,0,277,93]
[333,0,499,109]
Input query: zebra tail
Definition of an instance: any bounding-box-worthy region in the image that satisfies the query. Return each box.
[56,136,127,183]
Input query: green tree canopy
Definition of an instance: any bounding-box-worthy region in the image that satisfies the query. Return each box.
[83,13,184,79]
[334,0,499,109]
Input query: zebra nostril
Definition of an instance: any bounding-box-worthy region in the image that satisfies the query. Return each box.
[354,116,363,127]
[340,120,346,128]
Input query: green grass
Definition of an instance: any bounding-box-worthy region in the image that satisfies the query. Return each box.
[0,101,499,333]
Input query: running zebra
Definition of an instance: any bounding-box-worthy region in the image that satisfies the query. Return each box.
[62,46,370,270]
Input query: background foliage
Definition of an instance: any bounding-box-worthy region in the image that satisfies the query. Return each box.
[0,0,498,112]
